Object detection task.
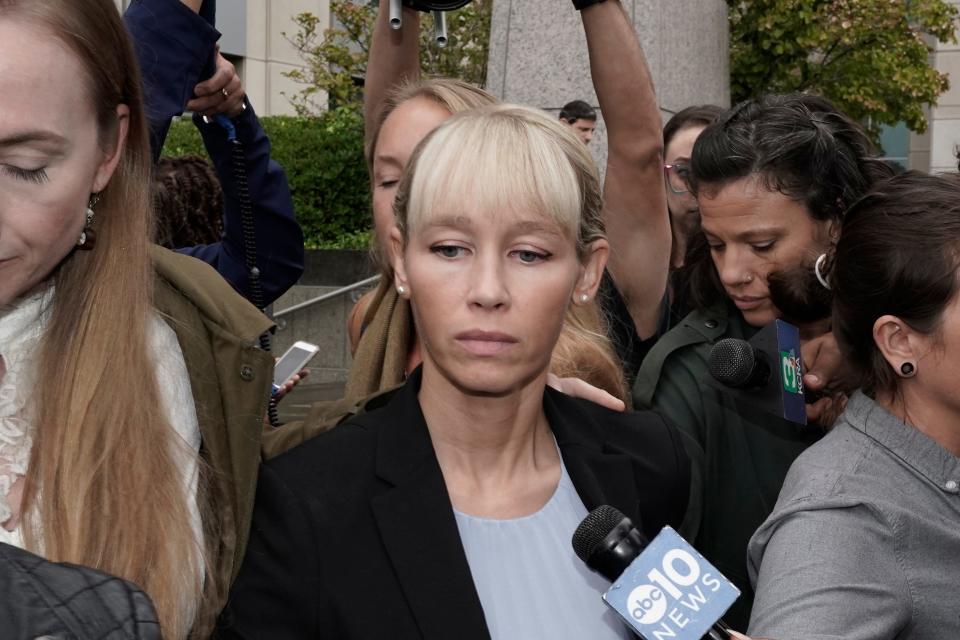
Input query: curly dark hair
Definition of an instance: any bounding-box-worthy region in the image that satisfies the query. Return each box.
[151,155,224,248]
[681,93,893,318]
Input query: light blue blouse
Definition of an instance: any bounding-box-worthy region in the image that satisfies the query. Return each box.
[454,457,631,640]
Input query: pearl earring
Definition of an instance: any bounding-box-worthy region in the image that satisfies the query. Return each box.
[579,293,589,303]
[397,285,406,296]
[77,194,99,250]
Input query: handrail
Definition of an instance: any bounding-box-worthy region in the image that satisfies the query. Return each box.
[274,274,381,319]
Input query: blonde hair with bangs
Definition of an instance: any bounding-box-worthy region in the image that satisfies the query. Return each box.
[3,0,213,636]
[394,104,625,399]
[366,78,498,173]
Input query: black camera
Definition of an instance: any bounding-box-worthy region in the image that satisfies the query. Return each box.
[391,0,473,45]
[403,1,473,10]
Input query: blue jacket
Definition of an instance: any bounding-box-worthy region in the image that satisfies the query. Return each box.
[124,0,304,306]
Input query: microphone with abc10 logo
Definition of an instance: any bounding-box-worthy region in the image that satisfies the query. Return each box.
[573,505,741,640]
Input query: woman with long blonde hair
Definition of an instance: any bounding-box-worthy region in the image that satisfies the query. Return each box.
[0,0,273,636]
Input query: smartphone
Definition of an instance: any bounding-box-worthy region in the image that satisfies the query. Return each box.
[273,341,319,389]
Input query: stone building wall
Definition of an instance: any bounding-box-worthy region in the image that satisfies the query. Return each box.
[487,0,730,170]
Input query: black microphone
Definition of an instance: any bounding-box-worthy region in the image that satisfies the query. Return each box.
[705,319,807,424]
[707,339,770,390]
[573,505,736,640]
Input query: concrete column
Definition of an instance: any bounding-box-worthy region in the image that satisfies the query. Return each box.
[487,0,729,170]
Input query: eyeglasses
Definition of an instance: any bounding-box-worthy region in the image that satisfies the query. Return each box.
[663,162,692,195]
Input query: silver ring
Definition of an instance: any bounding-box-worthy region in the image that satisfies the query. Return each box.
[815,253,831,290]
[221,88,229,98]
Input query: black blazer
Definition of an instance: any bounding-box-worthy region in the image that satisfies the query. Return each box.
[217,370,690,639]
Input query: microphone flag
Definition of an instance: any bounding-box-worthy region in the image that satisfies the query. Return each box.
[602,527,739,640]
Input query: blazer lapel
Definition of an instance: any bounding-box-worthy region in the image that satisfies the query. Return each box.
[369,370,490,640]
[545,388,644,531]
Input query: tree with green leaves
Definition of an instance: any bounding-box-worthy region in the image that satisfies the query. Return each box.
[283,0,492,116]
[729,0,958,138]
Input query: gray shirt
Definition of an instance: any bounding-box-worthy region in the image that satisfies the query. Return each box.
[454,458,630,640]
[747,392,960,639]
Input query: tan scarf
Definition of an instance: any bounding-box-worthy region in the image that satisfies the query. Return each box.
[343,279,411,399]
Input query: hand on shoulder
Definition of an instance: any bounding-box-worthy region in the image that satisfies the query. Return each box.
[547,373,625,412]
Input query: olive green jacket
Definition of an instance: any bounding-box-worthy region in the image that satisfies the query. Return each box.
[632,306,823,629]
[150,246,274,614]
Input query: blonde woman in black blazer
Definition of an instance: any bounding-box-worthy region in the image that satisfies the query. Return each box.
[217,105,691,639]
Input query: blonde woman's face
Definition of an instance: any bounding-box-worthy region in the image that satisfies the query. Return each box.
[371,97,451,260]
[0,20,119,306]
[393,204,606,396]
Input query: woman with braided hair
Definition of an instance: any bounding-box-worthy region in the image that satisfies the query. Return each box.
[152,154,225,249]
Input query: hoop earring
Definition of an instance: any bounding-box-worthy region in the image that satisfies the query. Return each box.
[77,194,99,250]
[814,253,831,290]
[900,362,916,377]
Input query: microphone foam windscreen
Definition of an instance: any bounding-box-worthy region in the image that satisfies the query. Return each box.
[572,505,627,563]
[707,338,756,387]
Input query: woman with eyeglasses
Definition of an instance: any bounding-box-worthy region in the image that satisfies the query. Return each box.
[662,105,724,271]
[632,93,893,628]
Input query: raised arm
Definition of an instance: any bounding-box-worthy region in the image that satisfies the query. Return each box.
[124,0,220,162]
[364,0,422,145]
[126,0,303,305]
[184,93,305,306]
[581,1,671,339]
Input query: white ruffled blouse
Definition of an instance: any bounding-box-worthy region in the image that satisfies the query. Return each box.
[0,289,48,530]
[0,288,202,557]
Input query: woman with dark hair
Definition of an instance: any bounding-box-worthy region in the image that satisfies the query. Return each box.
[748,172,960,639]
[662,104,724,269]
[632,93,892,627]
